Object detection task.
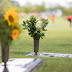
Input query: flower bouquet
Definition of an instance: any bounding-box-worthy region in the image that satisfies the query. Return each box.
[0,8,20,66]
[22,16,48,55]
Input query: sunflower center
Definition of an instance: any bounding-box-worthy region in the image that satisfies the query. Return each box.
[9,15,14,22]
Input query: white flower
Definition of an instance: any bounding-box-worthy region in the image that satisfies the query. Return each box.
[36,21,42,29]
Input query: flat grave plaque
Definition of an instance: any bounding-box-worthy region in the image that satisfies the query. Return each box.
[0,58,42,72]
[26,52,72,58]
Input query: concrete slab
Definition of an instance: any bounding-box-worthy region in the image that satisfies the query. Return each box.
[26,52,72,58]
[0,58,43,72]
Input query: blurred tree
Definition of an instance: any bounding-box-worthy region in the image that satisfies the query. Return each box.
[0,0,12,12]
[0,0,72,16]
[49,5,72,16]
[3,0,12,12]
[10,0,19,6]
[0,0,3,5]
[35,2,47,12]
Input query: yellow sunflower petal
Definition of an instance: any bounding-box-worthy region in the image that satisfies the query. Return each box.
[4,8,19,26]
[11,29,19,40]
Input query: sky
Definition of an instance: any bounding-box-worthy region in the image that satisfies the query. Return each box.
[13,0,72,8]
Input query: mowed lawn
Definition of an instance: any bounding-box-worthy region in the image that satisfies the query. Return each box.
[0,17,72,72]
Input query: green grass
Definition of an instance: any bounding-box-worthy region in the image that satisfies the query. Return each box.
[37,57,72,72]
[0,17,72,72]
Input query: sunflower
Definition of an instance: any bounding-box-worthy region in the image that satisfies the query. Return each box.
[4,8,19,26]
[11,29,19,40]
[7,8,16,12]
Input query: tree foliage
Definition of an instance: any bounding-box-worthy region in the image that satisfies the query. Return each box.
[0,0,72,16]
